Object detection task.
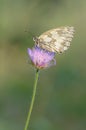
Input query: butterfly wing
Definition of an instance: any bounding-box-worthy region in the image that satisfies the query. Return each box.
[36,26,74,53]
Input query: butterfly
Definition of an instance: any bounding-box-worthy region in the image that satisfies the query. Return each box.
[33,26,74,54]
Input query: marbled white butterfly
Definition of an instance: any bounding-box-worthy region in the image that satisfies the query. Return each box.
[33,26,74,54]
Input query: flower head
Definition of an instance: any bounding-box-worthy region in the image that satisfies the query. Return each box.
[27,46,56,69]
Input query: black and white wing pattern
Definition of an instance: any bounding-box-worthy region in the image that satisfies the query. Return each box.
[34,26,74,54]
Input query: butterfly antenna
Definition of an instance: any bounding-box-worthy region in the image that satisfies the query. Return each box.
[24,29,36,38]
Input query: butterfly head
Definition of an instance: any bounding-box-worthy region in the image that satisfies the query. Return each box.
[33,36,39,45]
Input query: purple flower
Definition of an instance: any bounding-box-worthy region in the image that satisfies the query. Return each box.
[27,46,56,69]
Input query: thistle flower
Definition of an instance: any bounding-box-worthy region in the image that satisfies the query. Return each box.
[24,46,56,130]
[27,46,56,69]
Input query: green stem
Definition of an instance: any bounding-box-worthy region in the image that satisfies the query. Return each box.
[24,69,39,130]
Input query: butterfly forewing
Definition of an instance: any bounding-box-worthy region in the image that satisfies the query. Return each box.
[34,26,74,53]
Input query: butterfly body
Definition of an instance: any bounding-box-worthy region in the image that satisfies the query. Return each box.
[33,26,74,54]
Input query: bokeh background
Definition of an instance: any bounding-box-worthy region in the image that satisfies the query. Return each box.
[0,0,86,130]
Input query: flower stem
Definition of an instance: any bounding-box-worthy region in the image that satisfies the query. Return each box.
[24,69,39,130]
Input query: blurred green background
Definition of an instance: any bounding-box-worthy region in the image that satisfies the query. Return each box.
[0,0,86,130]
